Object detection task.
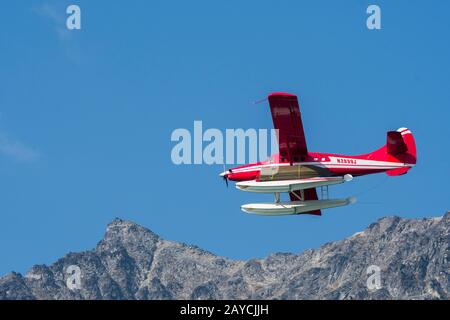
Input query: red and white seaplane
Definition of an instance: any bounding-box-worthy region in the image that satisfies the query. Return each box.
[220,92,417,216]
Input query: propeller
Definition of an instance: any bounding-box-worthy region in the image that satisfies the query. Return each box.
[223,175,229,187]
[221,165,232,188]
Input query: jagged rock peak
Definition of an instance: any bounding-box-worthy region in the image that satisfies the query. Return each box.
[1,213,448,300]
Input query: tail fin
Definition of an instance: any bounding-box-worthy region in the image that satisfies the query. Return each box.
[388,128,416,163]
[385,128,417,176]
[366,127,417,176]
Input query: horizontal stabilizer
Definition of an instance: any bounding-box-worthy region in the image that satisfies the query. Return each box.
[386,167,410,176]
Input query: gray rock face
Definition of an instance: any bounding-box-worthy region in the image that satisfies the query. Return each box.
[1,214,449,300]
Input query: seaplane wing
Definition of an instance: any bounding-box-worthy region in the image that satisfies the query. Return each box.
[268,93,308,164]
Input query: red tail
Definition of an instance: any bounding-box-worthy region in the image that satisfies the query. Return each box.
[366,127,417,176]
[388,127,417,164]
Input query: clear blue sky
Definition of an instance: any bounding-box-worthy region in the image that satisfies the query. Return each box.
[1,0,449,275]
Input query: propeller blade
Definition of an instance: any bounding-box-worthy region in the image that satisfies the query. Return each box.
[222,164,230,187]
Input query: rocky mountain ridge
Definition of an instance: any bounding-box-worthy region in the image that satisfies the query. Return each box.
[1,213,448,299]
